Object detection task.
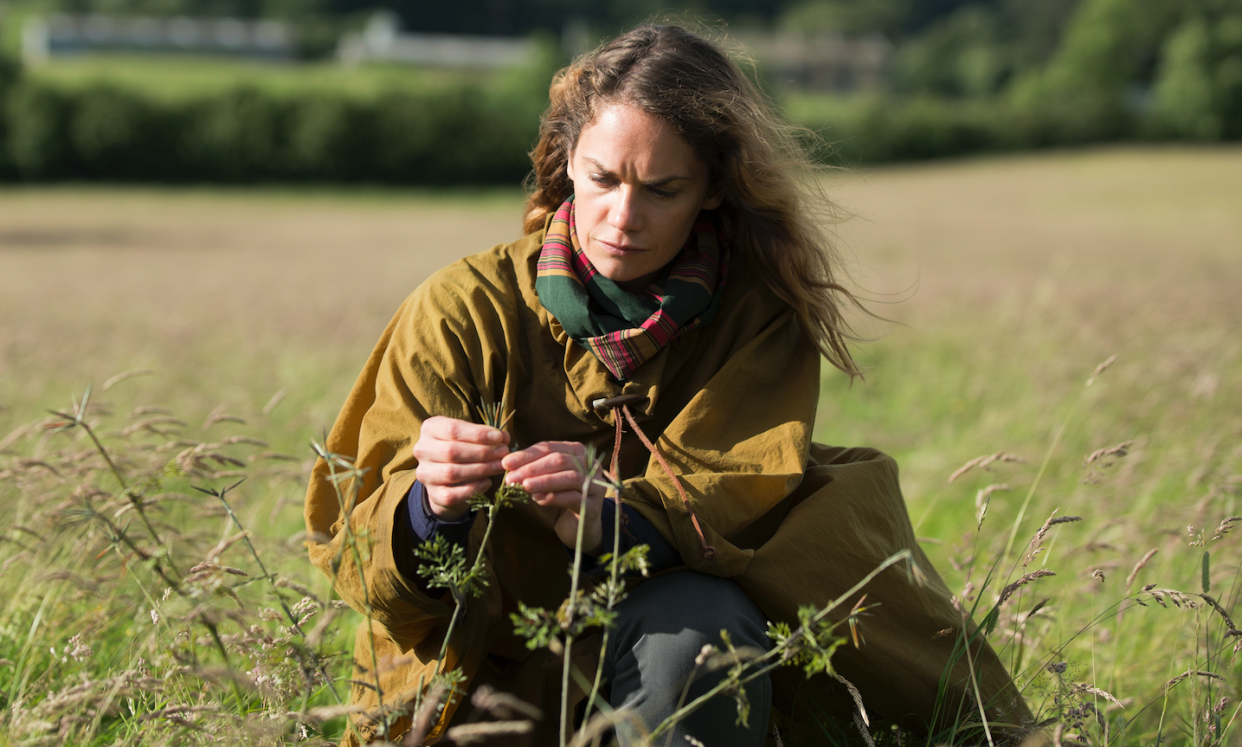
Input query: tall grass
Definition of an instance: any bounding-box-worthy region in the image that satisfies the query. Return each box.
[0,149,1238,744]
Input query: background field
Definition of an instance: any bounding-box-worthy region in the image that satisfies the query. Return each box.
[1,147,1240,744]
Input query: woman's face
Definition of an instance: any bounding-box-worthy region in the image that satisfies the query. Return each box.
[566,102,721,290]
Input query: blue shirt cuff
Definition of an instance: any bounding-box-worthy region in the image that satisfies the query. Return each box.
[406,480,476,546]
[578,498,682,576]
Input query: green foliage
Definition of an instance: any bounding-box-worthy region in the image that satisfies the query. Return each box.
[1152,11,1242,140]
[0,55,19,177]
[414,534,487,603]
[1,70,544,184]
[767,605,850,680]
[889,6,1008,97]
[71,84,168,179]
[488,481,534,510]
[6,83,75,178]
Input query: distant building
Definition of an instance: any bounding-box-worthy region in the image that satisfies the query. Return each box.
[337,12,534,69]
[738,31,891,92]
[22,14,294,64]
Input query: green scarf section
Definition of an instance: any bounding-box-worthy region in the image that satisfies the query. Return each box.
[535,197,728,381]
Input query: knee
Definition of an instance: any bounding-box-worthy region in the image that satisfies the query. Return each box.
[608,571,770,667]
[604,572,773,746]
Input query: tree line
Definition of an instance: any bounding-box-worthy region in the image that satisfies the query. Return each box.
[0,0,1238,183]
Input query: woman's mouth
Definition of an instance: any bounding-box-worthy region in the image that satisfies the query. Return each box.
[597,239,643,255]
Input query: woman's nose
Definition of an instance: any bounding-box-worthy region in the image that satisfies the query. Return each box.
[609,186,643,232]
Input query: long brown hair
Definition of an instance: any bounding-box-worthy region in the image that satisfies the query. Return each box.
[524,24,866,376]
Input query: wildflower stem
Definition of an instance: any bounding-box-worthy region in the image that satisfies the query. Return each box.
[561,462,598,747]
[53,385,167,549]
[648,550,912,740]
[197,480,343,704]
[581,482,624,732]
[436,501,499,670]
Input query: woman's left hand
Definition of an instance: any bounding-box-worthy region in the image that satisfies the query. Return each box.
[501,442,606,555]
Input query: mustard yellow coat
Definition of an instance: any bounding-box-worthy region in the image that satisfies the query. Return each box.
[304,227,1031,744]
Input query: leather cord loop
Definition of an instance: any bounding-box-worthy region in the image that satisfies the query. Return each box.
[593,395,717,562]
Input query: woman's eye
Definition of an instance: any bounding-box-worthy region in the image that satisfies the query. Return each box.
[590,174,614,187]
[650,187,677,199]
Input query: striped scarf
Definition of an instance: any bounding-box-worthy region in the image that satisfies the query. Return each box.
[535,197,728,382]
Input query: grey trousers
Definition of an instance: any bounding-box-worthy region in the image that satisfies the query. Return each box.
[603,571,772,747]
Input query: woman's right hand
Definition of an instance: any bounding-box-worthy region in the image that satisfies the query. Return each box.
[412,416,510,521]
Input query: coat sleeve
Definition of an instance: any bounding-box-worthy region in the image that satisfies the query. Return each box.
[303,264,510,646]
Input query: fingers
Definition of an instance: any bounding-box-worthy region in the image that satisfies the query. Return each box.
[415,459,504,487]
[501,441,587,477]
[414,437,508,466]
[423,479,491,521]
[413,416,512,520]
[422,416,510,446]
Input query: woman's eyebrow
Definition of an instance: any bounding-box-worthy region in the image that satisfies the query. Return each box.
[585,158,691,186]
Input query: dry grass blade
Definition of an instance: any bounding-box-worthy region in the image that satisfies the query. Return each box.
[103,368,153,390]
[831,672,870,727]
[1085,354,1118,387]
[831,672,876,746]
[0,423,34,451]
[446,721,535,744]
[1198,593,1240,632]
[36,571,101,596]
[999,570,1056,607]
[205,532,250,563]
[140,704,221,721]
[471,684,544,721]
[15,458,61,477]
[129,405,173,416]
[221,435,268,446]
[1023,511,1082,568]
[975,483,1010,527]
[1164,670,1227,691]
[122,417,188,437]
[1211,516,1242,541]
[203,412,247,429]
[305,703,368,722]
[1085,440,1134,465]
[948,452,1026,484]
[185,561,249,577]
[573,708,647,747]
[1125,549,1158,589]
[402,682,448,746]
[262,388,288,415]
[1068,684,1124,709]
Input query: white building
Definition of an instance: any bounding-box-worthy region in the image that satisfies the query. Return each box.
[22,14,294,64]
[738,30,892,92]
[337,12,534,69]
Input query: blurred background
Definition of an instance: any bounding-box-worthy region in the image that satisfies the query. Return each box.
[0,0,1238,182]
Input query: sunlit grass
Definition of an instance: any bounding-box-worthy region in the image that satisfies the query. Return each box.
[1,148,1240,744]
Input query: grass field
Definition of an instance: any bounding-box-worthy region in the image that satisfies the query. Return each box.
[1,147,1240,745]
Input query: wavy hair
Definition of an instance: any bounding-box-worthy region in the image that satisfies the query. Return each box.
[524,24,866,376]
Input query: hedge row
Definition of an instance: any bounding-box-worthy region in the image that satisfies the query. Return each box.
[793,94,1158,166]
[1,72,1235,184]
[0,79,543,184]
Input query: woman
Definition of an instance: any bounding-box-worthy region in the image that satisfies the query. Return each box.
[305,24,1031,746]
